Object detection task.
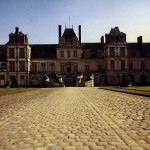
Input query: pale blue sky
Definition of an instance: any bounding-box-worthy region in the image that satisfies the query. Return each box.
[0,0,150,44]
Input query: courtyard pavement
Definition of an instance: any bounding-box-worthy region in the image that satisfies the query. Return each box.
[0,87,149,150]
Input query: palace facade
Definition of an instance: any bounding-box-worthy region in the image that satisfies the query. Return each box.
[0,25,150,87]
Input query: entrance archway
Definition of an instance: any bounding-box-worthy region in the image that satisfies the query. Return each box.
[65,76,75,87]
[99,75,106,86]
[140,74,147,85]
[129,74,135,85]
[0,75,5,86]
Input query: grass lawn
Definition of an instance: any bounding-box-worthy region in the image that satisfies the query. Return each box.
[0,88,38,97]
[99,86,150,97]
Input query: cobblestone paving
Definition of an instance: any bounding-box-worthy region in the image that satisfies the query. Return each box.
[0,87,149,150]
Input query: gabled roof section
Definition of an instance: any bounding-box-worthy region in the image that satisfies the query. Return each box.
[30,44,58,59]
[0,45,6,61]
[62,28,77,39]
[109,27,126,36]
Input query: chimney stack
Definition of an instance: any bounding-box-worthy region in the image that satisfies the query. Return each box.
[78,25,81,46]
[137,36,142,48]
[15,27,19,35]
[58,25,62,40]
[101,36,104,45]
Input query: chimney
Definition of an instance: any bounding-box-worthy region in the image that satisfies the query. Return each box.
[58,25,62,40]
[137,36,142,48]
[78,25,81,46]
[101,36,104,45]
[15,27,19,35]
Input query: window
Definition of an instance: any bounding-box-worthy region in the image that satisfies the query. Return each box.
[20,36,24,43]
[110,47,115,57]
[110,60,115,70]
[74,63,78,72]
[74,51,77,57]
[84,52,90,58]
[9,61,15,72]
[67,51,71,57]
[129,61,133,71]
[121,60,125,70]
[141,61,145,71]
[60,51,64,57]
[41,63,46,72]
[85,63,89,72]
[32,63,37,72]
[10,36,14,43]
[60,63,65,72]
[98,65,102,71]
[50,63,55,72]
[20,75,25,80]
[9,48,14,58]
[20,75,25,86]
[120,47,125,57]
[19,61,25,72]
[67,66,71,72]
[19,48,25,58]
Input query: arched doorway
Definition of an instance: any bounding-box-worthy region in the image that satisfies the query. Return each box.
[0,75,5,86]
[140,74,147,85]
[129,74,135,85]
[65,76,75,87]
[99,75,106,86]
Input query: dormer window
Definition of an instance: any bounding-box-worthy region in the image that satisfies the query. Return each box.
[84,51,90,58]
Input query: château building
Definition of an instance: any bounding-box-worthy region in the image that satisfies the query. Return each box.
[0,25,150,87]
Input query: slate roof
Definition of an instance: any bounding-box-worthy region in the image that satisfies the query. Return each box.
[0,45,6,61]
[81,43,102,50]
[127,43,150,57]
[62,28,77,39]
[30,44,58,59]
[81,43,103,58]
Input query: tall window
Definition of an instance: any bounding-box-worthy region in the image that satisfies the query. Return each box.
[98,65,102,71]
[60,63,65,72]
[74,63,78,72]
[9,61,15,72]
[50,63,55,72]
[67,51,71,57]
[19,48,25,58]
[85,63,89,72]
[129,61,133,71]
[110,47,115,57]
[60,51,64,57]
[41,63,46,72]
[110,60,115,70]
[32,63,37,72]
[9,48,14,58]
[20,75,25,80]
[121,60,125,70]
[141,61,145,71]
[19,61,25,71]
[74,51,77,57]
[120,47,125,57]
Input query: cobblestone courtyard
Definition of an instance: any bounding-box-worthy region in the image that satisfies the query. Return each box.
[0,88,150,150]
